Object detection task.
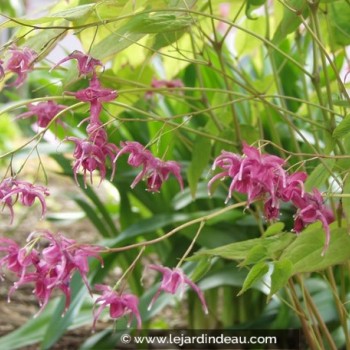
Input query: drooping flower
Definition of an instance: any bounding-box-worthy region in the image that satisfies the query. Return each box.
[2,180,49,218]
[67,76,117,124]
[15,101,67,128]
[292,189,334,255]
[0,178,49,222]
[209,143,335,253]
[5,45,37,86]
[67,130,119,187]
[209,143,286,207]
[92,284,141,331]
[2,231,103,316]
[51,50,103,77]
[148,264,208,314]
[0,178,16,223]
[114,141,183,192]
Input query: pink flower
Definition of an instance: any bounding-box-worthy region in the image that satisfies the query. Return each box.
[0,178,15,223]
[67,131,118,187]
[52,50,103,77]
[67,76,117,123]
[148,264,208,314]
[293,189,334,255]
[144,159,183,192]
[0,237,38,278]
[93,284,141,331]
[114,141,183,192]
[15,101,67,128]
[209,143,286,206]
[39,231,103,291]
[3,231,103,316]
[0,178,49,221]
[5,45,37,86]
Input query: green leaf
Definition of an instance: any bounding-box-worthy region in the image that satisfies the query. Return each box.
[187,135,212,198]
[269,259,293,297]
[74,197,111,238]
[245,0,267,19]
[90,12,193,60]
[238,261,269,295]
[329,1,350,46]
[0,299,60,349]
[272,0,309,44]
[239,244,268,266]
[40,275,88,350]
[193,233,296,261]
[130,13,194,33]
[333,114,350,139]
[304,158,335,192]
[279,223,350,274]
[2,4,95,27]
[263,222,285,237]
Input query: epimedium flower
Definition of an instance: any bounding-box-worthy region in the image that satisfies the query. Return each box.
[92,284,141,331]
[4,45,37,86]
[67,132,119,187]
[0,178,49,222]
[148,264,208,315]
[1,231,104,316]
[209,145,285,207]
[292,189,334,255]
[51,50,103,77]
[15,101,67,128]
[114,141,183,192]
[210,143,335,253]
[67,75,117,124]
[0,178,15,223]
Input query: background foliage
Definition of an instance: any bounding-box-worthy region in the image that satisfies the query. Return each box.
[0,0,350,349]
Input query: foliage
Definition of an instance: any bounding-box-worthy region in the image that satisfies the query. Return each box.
[0,0,350,349]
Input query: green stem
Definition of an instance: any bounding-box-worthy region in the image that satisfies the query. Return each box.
[103,201,247,253]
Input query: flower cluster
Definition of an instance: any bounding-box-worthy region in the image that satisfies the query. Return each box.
[0,178,49,223]
[2,45,37,86]
[59,52,119,187]
[209,143,334,254]
[0,231,103,316]
[114,141,184,192]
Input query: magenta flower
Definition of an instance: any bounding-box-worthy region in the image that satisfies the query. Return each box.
[293,189,334,255]
[210,143,335,253]
[2,180,49,218]
[115,141,183,192]
[67,76,117,123]
[5,45,37,86]
[0,178,49,221]
[148,264,208,314]
[2,231,103,316]
[93,284,141,331]
[0,237,38,278]
[52,50,103,77]
[15,101,67,128]
[40,231,103,291]
[67,132,118,187]
[0,178,15,223]
[143,159,183,192]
